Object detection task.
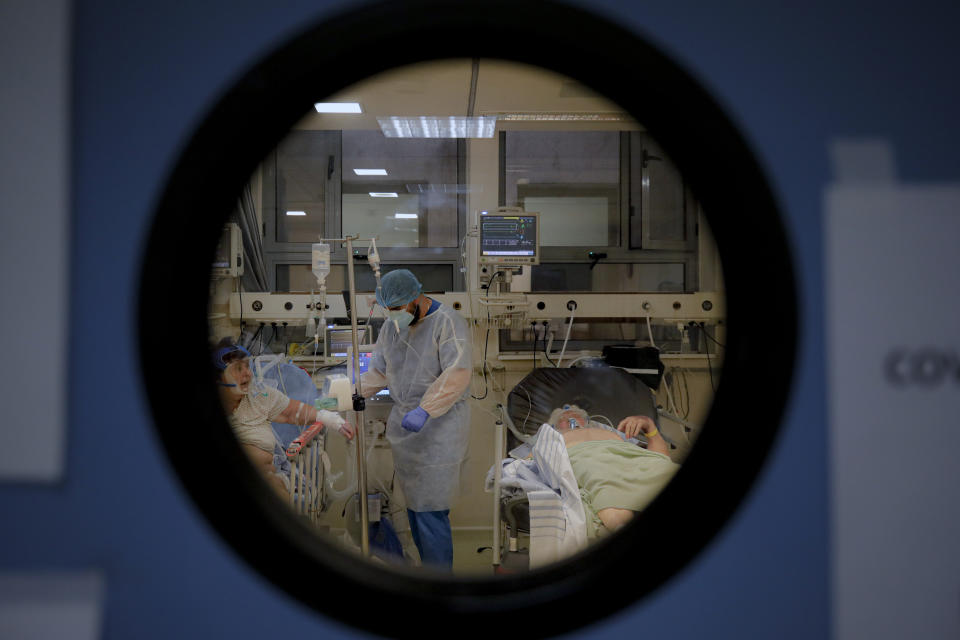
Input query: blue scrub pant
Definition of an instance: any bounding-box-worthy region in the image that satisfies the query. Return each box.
[407,509,453,569]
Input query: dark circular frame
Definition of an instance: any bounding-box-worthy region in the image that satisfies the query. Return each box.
[138,1,798,637]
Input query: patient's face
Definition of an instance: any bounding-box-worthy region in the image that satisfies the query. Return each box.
[222,359,252,394]
[555,409,587,432]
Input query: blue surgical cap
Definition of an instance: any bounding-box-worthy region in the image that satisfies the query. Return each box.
[213,344,250,370]
[376,269,423,308]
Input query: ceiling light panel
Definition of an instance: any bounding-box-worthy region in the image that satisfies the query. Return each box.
[493,112,631,121]
[377,116,497,138]
[353,169,388,176]
[314,102,362,113]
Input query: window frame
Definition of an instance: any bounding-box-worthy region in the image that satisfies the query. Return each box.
[262,132,467,291]
[499,130,700,292]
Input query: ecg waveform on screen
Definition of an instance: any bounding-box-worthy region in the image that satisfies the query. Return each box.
[480,216,536,256]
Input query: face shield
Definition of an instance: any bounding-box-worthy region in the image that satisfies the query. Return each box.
[214,344,253,394]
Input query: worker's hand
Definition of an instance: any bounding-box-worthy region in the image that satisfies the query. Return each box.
[401,406,430,432]
[617,415,657,439]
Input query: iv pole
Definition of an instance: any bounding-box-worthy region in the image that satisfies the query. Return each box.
[321,234,371,558]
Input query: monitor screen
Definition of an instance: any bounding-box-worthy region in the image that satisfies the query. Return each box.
[479,213,538,264]
[327,327,354,355]
[346,346,376,383]
[356,349,373,375]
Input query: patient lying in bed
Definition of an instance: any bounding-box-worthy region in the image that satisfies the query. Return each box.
[548,405,678,538]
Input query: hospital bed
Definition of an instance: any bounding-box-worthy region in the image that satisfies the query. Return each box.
[495,365,662,570]
[254,357,329,524]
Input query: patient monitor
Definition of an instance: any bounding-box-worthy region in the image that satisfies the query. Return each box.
[478,208,540,267]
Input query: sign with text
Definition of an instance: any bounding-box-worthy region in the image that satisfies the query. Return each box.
[826,159,960,639]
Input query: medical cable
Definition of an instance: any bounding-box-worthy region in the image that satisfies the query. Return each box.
[516,383,535,435]
[690,323,718,392]
[645,315,685,420]
[657,366,681,420]
[322,438,357,501]
[665,366,688,423]
[669,366,691,421]
[657,410,694,438]
[362,238,383,347]
[557,303,577,366]
[499,402,535,445]
[471,307,492,400]
[589,414,615,428]
[245,323,263,353]
[471,271,504,399]
[266,324,275,351]
[699,322,725,349]
[541,322,557,367]
[474,403,505,421]
[645,315,657,349]
[460,230,479,337]
[705,341,716,392]
[247,323,262,350]
[531,322,538,370]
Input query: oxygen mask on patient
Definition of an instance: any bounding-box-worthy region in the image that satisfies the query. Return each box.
[549,404,590,432]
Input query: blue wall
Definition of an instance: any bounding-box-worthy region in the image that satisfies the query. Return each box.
[3,1,959,637]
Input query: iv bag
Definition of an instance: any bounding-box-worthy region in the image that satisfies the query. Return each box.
[312,243,331,284]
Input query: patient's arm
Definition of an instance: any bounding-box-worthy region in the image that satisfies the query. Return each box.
[618,415,669,456]
[596,507,635,533]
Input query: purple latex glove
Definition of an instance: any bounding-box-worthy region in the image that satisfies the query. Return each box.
[401,406,429,432]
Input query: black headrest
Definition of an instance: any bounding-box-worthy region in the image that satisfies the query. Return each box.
[506,367,657,437]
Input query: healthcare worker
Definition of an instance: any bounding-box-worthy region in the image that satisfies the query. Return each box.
[358,269,472,569]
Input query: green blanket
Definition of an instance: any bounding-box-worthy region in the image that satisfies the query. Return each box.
[567,439,679,539]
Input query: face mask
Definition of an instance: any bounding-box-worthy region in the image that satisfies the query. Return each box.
[388,309,414,331]
[408,301,422,326]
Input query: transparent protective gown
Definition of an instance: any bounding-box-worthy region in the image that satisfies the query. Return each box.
[360,302,472,511]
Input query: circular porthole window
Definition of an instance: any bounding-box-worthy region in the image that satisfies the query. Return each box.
[139,1,797,637]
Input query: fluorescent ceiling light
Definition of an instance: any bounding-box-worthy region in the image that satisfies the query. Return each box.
[369,192,398,198]
[353,169,388,176]
[314,102,362,113]
[405,183,478,194]
[377,116,497,138]
[285,210,307,216]
[394,213,418,219]
[493,112,631,122]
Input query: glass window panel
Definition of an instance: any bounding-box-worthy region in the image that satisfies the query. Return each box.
[522,196,609,246]
[342,131,459,247]
[630,133,689,248]
[531,263,685,292]
[505,131,620,246]
[274,131,337,243]
[278,263,453,293]
[342,193,422,247]
[499,321,716,355]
